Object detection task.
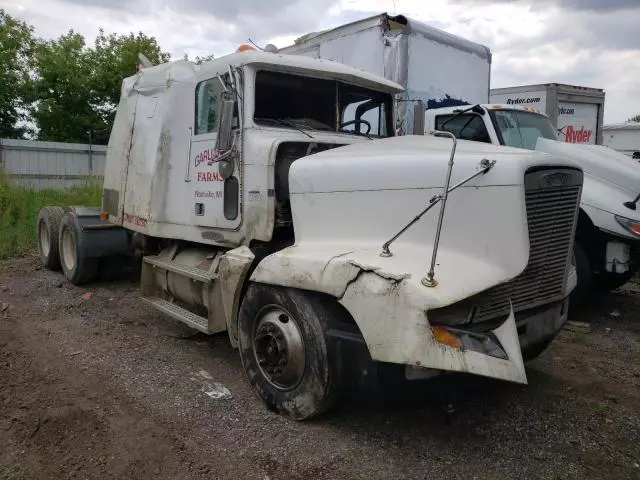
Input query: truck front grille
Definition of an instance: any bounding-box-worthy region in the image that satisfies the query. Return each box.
[471,167,583,323]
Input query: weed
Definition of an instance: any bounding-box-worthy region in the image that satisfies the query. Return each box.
[0,177,101,259]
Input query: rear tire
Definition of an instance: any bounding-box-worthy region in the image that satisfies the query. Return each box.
[58,214,98,285]
[37,206,64,270]
[237,284,344,420]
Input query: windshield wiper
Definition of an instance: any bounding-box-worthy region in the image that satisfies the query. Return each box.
[256,118,314,139]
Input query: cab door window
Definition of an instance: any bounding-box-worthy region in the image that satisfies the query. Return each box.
[195,78,226,135]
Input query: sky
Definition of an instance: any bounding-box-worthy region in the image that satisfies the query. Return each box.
[3,0,639,123]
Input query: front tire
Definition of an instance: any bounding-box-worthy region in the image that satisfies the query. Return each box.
[570,242,592,308]
[58,214,98,285]
[237,284,344,420]
[595,270,634,292]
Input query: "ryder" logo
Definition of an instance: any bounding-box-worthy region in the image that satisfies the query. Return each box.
[564,125,593,144]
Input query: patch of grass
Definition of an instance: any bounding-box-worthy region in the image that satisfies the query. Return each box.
[570,331,588,344]
[598,403,612,413]
[0,175,102,260]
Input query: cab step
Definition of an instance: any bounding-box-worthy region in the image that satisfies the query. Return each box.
[143,255,216,284]
[141,296,212,334]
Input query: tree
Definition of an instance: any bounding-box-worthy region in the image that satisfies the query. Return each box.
[629,114,640,123]
[88,30,170,142]
[0,10,34,138]
[29,29,170,144]
[29,31,103,143]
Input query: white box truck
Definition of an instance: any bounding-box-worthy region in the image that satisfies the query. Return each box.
[280,13,492,136]
[490,83,606,145]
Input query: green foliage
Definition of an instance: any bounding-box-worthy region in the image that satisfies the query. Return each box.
[188,53,215,65]
[87,30,170,142]
[628,114,640,123]
[1,10,171,143]
[30,29,170,144]
[0,10,34,138]
[0,177,101,259]
[29,31,103,143]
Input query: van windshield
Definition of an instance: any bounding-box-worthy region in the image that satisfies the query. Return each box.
[491,110,558,150]
[253,70,393,138]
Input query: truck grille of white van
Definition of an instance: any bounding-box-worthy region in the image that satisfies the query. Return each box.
[471,167,583,323]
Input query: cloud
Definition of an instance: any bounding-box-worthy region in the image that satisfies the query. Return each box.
[3,0,640,122]
[445,0,639,12]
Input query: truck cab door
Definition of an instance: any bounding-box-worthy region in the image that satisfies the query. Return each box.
[189,73,242,230]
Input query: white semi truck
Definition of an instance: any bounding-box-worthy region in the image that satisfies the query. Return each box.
[425,104,640,303]
[36,48,583,419]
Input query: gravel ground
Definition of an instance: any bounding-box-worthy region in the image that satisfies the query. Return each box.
[1,253,639,480]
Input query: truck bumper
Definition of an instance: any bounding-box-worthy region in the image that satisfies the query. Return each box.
[398,267,576,385]
[400,296,570,384]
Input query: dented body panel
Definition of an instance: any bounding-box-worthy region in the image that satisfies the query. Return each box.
[251,135,582,383]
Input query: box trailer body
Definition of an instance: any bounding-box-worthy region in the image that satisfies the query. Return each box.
[603,122,640,159]
[35,49,583,420]
[490,83,605,145]
[280,13,491,136]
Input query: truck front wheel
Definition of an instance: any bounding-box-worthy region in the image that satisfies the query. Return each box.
[595,271,634,292]
[59,214,98,285]
[570,242,593,308]
[237,284,344,420]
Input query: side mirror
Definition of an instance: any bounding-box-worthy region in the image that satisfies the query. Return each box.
[215,91,235,153]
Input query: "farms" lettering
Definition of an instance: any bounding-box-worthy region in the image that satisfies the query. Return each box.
[197,171,224,182]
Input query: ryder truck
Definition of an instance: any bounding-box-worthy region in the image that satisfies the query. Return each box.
[36,48,582,419]
[489,83,606,145]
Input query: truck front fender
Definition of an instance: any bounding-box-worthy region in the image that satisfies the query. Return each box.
[250,244,529,384]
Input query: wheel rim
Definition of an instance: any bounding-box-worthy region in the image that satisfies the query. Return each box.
[253,306,306,391]
[39,221,50,257]
[61,227,76,271]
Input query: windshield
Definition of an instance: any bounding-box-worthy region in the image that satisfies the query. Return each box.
[435,113,492,143]
[490,110,558,150]
[253,70,393,138]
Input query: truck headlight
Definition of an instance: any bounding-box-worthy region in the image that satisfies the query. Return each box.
[614,215,640,236]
